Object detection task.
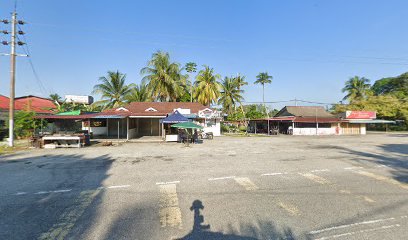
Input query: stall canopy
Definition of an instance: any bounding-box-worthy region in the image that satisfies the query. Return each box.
[171,121,203,129]
[160,110,188,123]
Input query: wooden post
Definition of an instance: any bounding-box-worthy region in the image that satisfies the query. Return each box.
[106,118,109,137]
[267,119,270,135]
[126,117,129,140]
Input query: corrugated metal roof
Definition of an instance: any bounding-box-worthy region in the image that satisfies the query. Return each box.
[276,106,334,118]
[346,119,396,124]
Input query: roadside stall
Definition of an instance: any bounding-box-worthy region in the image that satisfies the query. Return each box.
[160,110,189,142]
[171,121,204,146]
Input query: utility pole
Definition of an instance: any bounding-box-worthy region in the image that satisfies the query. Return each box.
[1,9,27,147]
[8,11,17,147]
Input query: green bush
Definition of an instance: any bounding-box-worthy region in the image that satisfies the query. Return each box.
[238,125,247,132]
[221,124,230,133]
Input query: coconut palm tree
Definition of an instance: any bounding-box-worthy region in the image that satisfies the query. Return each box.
[92,71,133,109]
[194,66,222,106]
[233,74,248,90]
[219,77,244,115]
[342,76,371,102]
[141,51,186,101]
[125,80,150,102]
[49,93,61,103]
[254,72,273,107]
[185,62,197,102]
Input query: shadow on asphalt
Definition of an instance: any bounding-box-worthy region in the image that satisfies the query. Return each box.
[313,143,408,184]
[175,200,300,240]
[0,153,113,240]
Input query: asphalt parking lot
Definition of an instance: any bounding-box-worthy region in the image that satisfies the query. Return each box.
[0,133,407,240]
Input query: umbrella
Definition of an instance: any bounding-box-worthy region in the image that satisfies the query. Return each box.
[160,110,188,123]
[171,121,203,129]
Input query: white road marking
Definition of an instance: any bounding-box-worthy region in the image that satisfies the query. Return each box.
[310,169,330,173]
[158,184,182,229]
[15,192,28,195]
[299,173,331,185]
[344,167,364,170]
[314,224,400,240]
[106,185,131,189]
[309,217,396,235]
[356,170,408,190]
[156,181,180,185]
[39,189,101,240]
[234,177,259,191]
[35,191,51,195]
[208,176,235,181]
[261,172,288,176]
[278,201,301,216]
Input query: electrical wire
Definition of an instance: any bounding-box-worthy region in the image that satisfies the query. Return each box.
[17,24,49,96]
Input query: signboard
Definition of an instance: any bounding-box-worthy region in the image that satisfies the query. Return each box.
[345,111,376,119]
[198,109,221,119]
[65,95,94,104]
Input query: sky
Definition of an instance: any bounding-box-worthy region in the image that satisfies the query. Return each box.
[0,0,408,109]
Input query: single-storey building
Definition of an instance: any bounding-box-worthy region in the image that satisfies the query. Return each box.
[249,106,394,135]
[37,102,221,140]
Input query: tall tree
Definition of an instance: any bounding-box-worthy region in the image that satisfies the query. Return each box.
[233,74,248,90]
[141,51,186,101]
[194,66,222,106]
[185,62,197,102]
[342,76,371,102]
[49,93,61,103]
[371,72,408,99]
[254,72,273,111]
[92,71,133,109]
[125,80,150,102]
[219,77,244,115]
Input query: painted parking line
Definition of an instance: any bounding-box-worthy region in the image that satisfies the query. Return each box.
[310,169,330,173]
[309,217,396,235]
[208,176,235,181]
[277,201,300,216]
[355,170,408,190]
[234,177,259,191]
[158,183,182,229]
[314,224,400,240]
[106,185,131,189]
[299,173,331,185]
[38,189,101,240]
[156,181,180,185]
[261,172,288,176]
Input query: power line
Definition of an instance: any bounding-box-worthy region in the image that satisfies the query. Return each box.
[16,24,49,95]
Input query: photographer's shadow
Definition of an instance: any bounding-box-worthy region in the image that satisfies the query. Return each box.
[177,200,257,240]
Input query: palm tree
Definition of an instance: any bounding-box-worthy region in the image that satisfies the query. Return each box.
[141,51,186,101]
[342,76,371,102]
[233,74,248,90]
[125,80,150,102]
[49,93,61,103]
[254,72,273,107]
[219,77,244,115]
[194,66,222,106]
[185,62,197,102]
[92,71,133,109]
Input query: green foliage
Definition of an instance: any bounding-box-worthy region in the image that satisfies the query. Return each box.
[141,51,187,101]
[220,123,230,133]
[371,72,408,99]
[219,76,244,114]
[92,71,133,109]
[53,101,103,113]
[49,93,61,103]
[194,65,222,106]
[333,95,408,129]
[125,80,150,102]
[341,76,371,102]
[11,111,45,138]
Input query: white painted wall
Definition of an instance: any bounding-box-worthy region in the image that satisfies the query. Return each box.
[293,127,336,135]
[360,124,366,135]
[82,126,107,136]
[203,121,221,136]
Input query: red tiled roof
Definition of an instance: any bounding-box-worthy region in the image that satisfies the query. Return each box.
[104,102,211,116]
[0,95,56,113]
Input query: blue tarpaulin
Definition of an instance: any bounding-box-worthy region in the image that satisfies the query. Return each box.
[160,110,189,123]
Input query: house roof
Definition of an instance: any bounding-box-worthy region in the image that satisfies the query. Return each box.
[275,106,334,118]
[105,102,211,116]
[0,95,56,113]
